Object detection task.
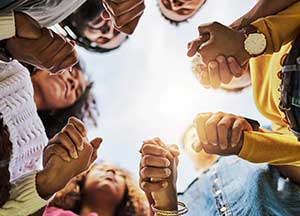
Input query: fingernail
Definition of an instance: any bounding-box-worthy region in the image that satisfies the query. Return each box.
[72,151,78,159]
[166,169,171,176]
[209,62,217,69]
[162,182,168,188]
[65,157,71,162]
[228,57,234,63]
[217,56,224,63]
[192,142,202,152]
[78,144,84,151]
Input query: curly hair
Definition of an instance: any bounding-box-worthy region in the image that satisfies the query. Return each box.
[37,61,98,139]
[51,163,149,216]
[0,115,12,207]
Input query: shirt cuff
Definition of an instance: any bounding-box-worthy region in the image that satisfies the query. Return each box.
[0,171,49,216]
[0,11,15,40]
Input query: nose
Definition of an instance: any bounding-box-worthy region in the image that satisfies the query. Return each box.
[99,20,114,38]
[67,75,79,91]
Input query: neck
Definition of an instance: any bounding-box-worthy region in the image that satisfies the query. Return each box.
[81,202,117,216]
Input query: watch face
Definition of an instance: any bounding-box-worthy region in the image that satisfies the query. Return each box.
[244,33,267,55]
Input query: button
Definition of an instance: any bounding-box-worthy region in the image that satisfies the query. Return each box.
[213,178,219,183]
[220,206,227,212]
[214,190,221,196]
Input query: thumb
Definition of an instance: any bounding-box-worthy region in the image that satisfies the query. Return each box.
[168,144,180,157]
[90,137,103,150]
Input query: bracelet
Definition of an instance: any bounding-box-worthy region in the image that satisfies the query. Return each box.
[0,159,9,168]
[151,201,189,216]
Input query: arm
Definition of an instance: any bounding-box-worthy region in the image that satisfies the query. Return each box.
[231,0,300,29]
[249,2,300,54]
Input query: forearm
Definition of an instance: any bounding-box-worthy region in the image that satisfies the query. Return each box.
[231,0,299,29]
[239,131,300,166]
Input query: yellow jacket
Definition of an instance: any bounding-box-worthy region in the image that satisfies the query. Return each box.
[238,2,300,166]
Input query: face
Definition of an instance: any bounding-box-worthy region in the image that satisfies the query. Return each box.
[159,0,206,22]
[83,164,127,205]
[32,67,87,110]
[83,11,127,50]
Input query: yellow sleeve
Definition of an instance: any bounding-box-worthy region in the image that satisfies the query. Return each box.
[251,2,300,54]
[239,131,300,166]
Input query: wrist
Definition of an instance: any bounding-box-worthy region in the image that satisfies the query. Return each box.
[153,187,178,211]
[36,170,56,198]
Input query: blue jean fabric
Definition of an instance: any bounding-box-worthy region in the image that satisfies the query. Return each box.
[178,157,300,216]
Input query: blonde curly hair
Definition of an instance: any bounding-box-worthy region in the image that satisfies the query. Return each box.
[51,163,149,216]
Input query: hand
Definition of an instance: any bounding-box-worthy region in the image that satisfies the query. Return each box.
[187,22,251,66]
[6,15,78,73]
[192,55,247,89]
[102,0,145,34]
[139,138,179,211]
[44,117,89,164]
[193,112,253,156]
[38,137,102,199]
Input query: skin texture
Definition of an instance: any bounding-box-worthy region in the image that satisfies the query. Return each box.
[193,112,253,156]
[139,138,179,213]
[31,68,87,111]
[83,11,128,50]
[101,0,145,34]
[37,117,102,199]
[6,12,78,73]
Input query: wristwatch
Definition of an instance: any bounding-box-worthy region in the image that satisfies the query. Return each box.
[241,25,267,56]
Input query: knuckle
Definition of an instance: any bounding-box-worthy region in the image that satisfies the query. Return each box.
[217,122,228,130]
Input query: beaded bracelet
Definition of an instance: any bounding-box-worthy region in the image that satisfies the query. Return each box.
[151,201,189,216]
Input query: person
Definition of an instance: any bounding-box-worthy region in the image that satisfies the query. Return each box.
[60,0,128,53]
[0,56,101,215]
[157,0,206,24]
[43,163,149,216]
[28,61,97,139]
[139,138,300,216]
[187,1,300,183]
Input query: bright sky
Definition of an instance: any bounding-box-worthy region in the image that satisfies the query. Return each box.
[79,0,266,191]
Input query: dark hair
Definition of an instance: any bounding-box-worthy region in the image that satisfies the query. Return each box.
[0,115,12,207]
[61,0,128,53]
[37,62,98,139]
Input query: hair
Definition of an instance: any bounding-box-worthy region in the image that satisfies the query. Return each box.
[51,163,149,216]
[61,0,128,53]
[37,61,98,139]
[0,115,12,207]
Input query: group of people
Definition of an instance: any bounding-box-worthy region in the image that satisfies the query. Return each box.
[0,0,300,215]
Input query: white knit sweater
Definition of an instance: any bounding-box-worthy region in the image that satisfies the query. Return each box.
[0,60,49,216]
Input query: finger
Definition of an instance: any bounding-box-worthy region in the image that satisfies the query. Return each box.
[168,144,180,157]
[90,137,103,150]
[44,144,71,164]
[216,56,233,84]
[140,180,168,192]
[198,64,210,88]
[231,118,252,147]
[53,132,79,159]
[141,155,170,167]
[140,144,169,157]
[228,57,243,77]
[187,35,208,57]
[193,112,212,145]
[68,117,87,137]
[111,3,145,28]
[103,0,144,17]
[140,167,171,179]
[51,43,78,73]
[63,123,84,151]
[208,61,221,89]
[114,14,141,34]
[205,113,223,146]
[56,51,78,73]
[217,115,235,150]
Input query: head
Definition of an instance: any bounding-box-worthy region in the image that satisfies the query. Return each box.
[61,0,128,53]
[158,0,206,24]
[51,163,149,216]
[30,61,98,139]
